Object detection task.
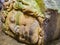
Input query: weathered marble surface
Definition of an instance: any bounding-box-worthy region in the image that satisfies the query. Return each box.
[43,0,60,13]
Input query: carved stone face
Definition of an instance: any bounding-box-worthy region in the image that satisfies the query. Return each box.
[2,0,45,45]
[4,10,44,45]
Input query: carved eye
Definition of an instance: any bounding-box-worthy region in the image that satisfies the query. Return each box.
[10,16,15,23]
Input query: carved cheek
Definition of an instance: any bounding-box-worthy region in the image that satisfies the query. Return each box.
[29,27,39,44]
